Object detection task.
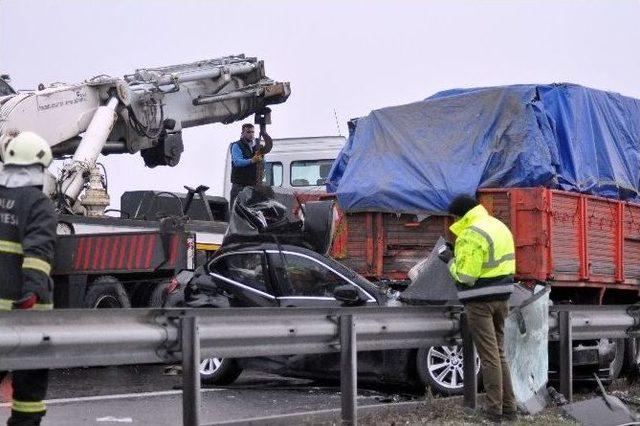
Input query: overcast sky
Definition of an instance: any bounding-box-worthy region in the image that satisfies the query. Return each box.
[2,0,640,206]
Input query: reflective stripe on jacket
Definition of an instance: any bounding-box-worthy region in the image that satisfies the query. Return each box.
[448,204,515,302]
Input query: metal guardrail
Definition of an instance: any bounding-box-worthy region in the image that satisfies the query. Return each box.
[548,305,640,403]
[0,305,464,426]
[0,304,638,425]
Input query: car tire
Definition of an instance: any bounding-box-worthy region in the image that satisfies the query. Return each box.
[200,357,243,385]
[149,282,184,308]
[416,345,481,396]
[84,276,131,309]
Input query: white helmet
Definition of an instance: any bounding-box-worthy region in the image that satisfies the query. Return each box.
[1,131,52,167]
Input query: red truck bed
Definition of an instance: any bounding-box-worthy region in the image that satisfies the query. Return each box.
[329,187,640,303]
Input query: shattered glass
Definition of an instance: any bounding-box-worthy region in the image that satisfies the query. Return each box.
[505,287,551,414]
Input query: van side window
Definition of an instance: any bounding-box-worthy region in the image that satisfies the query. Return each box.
[263,162,283,187]
[290,160,334,187]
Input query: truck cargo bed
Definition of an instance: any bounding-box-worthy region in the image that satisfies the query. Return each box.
[329,187,640,302]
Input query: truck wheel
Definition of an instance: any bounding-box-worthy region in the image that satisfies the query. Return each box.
[149,281,184,308]
[607,338,625,380]
[624,338,640,378]
[84,276,131,309]
[199,357,242,385]
[416,345,481,396]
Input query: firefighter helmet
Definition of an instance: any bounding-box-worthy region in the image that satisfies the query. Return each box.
[2,131,52,167]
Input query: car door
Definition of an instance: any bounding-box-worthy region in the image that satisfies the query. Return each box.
[208,251,278,307]
[266,249,377,307]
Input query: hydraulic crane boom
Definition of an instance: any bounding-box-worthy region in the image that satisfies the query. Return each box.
[0,54,290,215]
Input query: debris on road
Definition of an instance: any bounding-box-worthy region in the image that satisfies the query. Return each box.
[561,375,639,426]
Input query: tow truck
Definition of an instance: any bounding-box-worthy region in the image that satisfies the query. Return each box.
[0,55,290,308]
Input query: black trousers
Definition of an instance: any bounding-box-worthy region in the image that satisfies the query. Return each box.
[1,370,48,426]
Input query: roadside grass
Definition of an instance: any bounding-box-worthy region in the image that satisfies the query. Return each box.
[360,394,577,425]
[359,378,640,425]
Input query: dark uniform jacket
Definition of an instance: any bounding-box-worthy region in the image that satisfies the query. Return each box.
[0,185,56,310]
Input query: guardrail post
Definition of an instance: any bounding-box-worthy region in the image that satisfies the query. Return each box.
[340,314,357,426]
[181,316,200,426]
[559,310,573,402]
[461,313,477,409]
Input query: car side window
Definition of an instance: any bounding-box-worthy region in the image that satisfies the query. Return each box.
[210,253,268,293]
[274,253,347,297]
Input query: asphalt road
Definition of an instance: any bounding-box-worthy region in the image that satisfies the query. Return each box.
[0,366,412,425]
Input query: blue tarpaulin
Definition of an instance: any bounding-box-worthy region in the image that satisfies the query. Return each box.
[326,84,640,213]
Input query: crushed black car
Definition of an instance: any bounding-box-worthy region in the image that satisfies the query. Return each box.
[179,187,480,395]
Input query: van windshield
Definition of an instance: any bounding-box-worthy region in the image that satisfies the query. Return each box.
[290,159,334,187]
[263,162,283,187]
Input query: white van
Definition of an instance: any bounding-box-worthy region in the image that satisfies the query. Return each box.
[223,136,346,201]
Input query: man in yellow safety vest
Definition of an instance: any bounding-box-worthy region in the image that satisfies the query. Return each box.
[439,194,517,423]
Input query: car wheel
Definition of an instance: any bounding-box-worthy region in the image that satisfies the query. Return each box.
[84,276,131,309]
[416,345,481,395]
[199,357,242,385]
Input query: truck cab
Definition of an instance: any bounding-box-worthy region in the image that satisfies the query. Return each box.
[222,136,346,201]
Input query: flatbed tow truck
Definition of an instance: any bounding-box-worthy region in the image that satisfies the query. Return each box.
[0,55,289,308]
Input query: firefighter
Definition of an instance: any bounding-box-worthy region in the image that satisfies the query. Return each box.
[0,131,56,426]
[438,194,517,423]
[229,122,273,210]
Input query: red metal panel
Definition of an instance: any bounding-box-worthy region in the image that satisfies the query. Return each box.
[381,213,449,280]
[168,234,180,266]
[74,237,85,270]
[330,208,348,259]
[127,235,138,269]
[365,213,374,274]
[374,213,384,277]
[546,190,553,278]
[338,213,369,274]
[550,192,581,281]
[616,203,624,282]
[100,237,111,270]
[579,197,588,281]
[110,236,121,270]
[586,198,617,282]
[92,237,104,268]
[134,234,146,269]
[623,203,640,284]
[117,236,128,269]
[481,188,549,282]
[82,237,92,270]
[144,235,156,269]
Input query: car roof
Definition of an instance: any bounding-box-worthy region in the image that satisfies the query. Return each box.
[215,242,318,256]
